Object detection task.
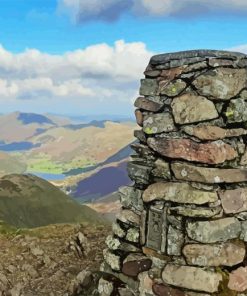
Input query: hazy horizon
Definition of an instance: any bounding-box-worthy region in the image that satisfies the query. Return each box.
[0,110,135,119]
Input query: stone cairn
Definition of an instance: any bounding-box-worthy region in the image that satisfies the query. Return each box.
[99,50,247,296]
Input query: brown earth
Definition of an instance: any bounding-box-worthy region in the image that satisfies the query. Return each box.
[0,223,111,296]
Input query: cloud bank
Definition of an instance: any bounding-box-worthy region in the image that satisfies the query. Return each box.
[228,44,247,54]
[58,0,247,23]
[0,40,152,115]
[59,0,132,22]
[1,39,247,115]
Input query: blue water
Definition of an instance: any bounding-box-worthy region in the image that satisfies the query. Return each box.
[0,141,41,151]
[27,172,66,181]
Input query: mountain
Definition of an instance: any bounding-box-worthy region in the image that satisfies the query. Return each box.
[44,113,72,126]
[24,120,136,174]
[71,161,131,202]
[0,112,136,205]
[64,120,108,130]
[17,112,55,125]
[0,152,27,176]
[0,174,106,228]
[63,114,135,123]
[64,142,134,176]
[0,112,56,144]
[0,112,135,176]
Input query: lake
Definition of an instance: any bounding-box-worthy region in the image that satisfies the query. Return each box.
[27,172,66,181]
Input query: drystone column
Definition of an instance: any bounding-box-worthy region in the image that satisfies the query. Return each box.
[100,50,247,296]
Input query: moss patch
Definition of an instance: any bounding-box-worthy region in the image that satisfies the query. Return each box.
[216,268,237,296]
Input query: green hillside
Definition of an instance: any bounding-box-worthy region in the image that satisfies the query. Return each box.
[24,120,135,174]
[0,152,26,176]
[0,174,107,228]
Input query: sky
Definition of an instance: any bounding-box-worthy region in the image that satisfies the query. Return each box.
[0,0,247,116]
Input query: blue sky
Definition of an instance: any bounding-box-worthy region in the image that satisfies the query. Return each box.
[1,0,247,54]
[0,0,247,116]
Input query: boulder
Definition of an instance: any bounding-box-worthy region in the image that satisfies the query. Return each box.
[162,264,222,293]
[183,241,245,266]
[186,218,241,243]
[192,68,247,100]
[147,138,237,164]
[171,93,218,124]
[171,162,247,183]
[143,182,218,204]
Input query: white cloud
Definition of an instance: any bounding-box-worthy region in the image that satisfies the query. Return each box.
[0,40,152,114]
[228,44,247,54]
[58,0,247,22]
[0,40,151,81]
[136,0,247,16]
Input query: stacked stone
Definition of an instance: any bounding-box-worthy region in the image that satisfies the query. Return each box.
[99,50,247,296]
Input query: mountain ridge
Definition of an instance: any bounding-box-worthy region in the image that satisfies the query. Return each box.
[0,174,107,228]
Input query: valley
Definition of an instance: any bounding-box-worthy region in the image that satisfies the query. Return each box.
[0,112,131,294]
[0,111,136,212]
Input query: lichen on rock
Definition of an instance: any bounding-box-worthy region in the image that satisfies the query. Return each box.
[97,49,247,296]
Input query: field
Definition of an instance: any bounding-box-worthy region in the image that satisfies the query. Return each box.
[25,153,95,174]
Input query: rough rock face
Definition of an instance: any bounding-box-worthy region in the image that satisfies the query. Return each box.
[183,241,246,266]
[171,162,247,183]
[142,182,218,204]
[192,68,247,100]
[186,218,241,243]
[226,98,247,123]
[147,138,237,164]
[134,97,163,112]
[98,50,247,295]
[228,267,247,292]
[152,283,186,296]
[159,79,187,96]
[219,188,247,214]
[183,125,247,140]
[162,264,222,293]
[143,113,176,134]
[171,93,218,124]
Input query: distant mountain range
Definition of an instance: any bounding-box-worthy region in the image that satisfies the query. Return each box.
[46,113,135,124]
[0,112,136,205]
[0,112,56,144]
[18,112,55,125]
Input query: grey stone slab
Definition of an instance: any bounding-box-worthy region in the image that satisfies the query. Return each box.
[146,206,166,252]
[150,50,246,65]
[186,218,241,243]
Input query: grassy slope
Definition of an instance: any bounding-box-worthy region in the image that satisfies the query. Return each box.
[26,154,94,174]
[0,174,107,228]
[0,152,27,176]
[23,121,136,173]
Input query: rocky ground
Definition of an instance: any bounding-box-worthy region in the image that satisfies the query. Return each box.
[0,223,111,296]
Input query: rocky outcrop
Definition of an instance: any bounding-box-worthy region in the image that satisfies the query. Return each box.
[0,224,111,296]
[98,50,247,295]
